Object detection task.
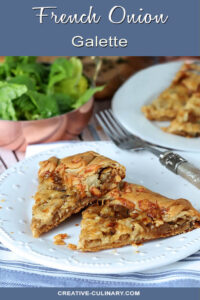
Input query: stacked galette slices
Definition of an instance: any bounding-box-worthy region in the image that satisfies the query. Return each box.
[31,151,200,252]
[142,63,200,137]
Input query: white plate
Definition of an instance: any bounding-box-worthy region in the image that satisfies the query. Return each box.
[1,142,200,274]
[112,61,200,152]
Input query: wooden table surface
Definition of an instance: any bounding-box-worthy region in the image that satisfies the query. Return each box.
[0,100,110,175]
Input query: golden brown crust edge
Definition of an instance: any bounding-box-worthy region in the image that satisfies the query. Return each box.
[37,151,126,196]
[31,195,96,238]
[78,182,200,252]
[79,224,200,252]
[31,151,126,237]
[102,182,200,220]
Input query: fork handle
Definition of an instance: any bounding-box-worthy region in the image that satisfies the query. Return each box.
[159,151,200,189]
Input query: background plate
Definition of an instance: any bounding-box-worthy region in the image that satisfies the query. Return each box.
[0,142,200,274]
[112,61,200,152]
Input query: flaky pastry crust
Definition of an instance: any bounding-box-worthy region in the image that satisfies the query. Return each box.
[38,151,125,198]
[163,93,200,137]
[142,62,200,137]
[142,85,189,121]
[31,151,125,237]
[78,182,200,252]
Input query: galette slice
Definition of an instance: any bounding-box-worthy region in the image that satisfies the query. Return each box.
[38,151,126,199]
[141,84,189,121]
[162,119,200,137]
[162,93,200,137]
[31,185,95,238]
[78,182,200,252]
[172,62,200,93]
[31,151,125,237]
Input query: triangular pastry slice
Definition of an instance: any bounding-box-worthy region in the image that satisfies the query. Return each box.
[141,84,189,121]
[31,151,125,237]
[162,93,200,137]
[78,182,200,252]
[37,151,125,197]
[31,186,95,238]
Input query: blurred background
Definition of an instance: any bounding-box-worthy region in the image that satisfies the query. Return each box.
[0,56,198,100]
[0,56,198,153]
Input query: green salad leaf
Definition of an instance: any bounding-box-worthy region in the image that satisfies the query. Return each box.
[9,75,36,90]
[0,56,104,121]
[5,56,37,65]
[52,93,75,114]
[72,86,105,109]
[0,82,27,120]
[27,90,59,119]
[47,57,86,98]
[13,91,60,120]
[14,63,49,89]
[13,94,37,120]
[2,56,38,79]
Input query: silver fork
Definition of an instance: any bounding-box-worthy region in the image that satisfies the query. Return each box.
[96,109,200,189]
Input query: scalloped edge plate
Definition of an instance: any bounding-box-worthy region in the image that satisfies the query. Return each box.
[112,61,200,152]
[0,142,200,274]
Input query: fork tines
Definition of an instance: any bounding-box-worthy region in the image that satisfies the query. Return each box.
[95,109,131,141]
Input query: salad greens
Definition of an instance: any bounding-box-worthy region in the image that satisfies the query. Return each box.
[0,56,104,121]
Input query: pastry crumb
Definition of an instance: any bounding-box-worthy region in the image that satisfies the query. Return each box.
[75,224,79,226]
[1,199,5,203]
[68,243,77,250]
[54,233,68,239]
[54,239,66,245]
[53,233,68,245]
[0,206,2,209]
